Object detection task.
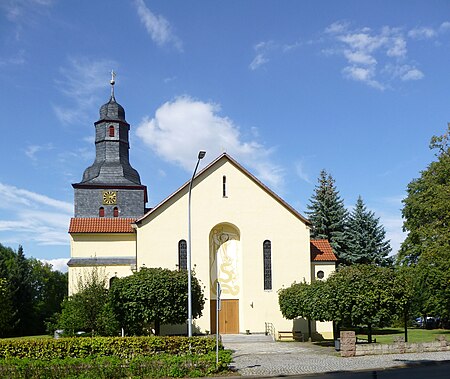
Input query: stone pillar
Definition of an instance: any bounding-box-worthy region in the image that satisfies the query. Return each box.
[393,336,405,353]
[340,331,356,357]
[436,335,448,351]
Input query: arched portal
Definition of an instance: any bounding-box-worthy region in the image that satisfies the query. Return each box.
[209,223,241,334]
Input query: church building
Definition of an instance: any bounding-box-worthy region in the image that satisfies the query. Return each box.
[68,77,337,339]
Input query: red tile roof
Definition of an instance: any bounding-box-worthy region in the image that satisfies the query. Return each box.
[69,218,136,233]
[310,239,337,262]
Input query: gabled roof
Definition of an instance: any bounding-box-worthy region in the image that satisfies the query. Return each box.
[310,239,337,262]
[69,218,136,233]
[135,153,311,226]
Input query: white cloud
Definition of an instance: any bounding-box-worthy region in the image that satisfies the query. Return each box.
[136,96,284,191]
[343,50,376,65]
[0,49,25,66]
[377,210,406,256]
[408,26,437,40]
[386,36,407,57]
[323,22,430,89]
[134,0,182,51]
[295,161,311,184]
[24,143,53,161]
[385,64,424,81]
[53,57,118,125]
[440,21,450,32]
[249,53,268,70]
[401,68,424,81]
[249,41,275,70]
[342,66,385,90]
[0,183,72,246]
[325,21,349,35]
[40,258,69,273]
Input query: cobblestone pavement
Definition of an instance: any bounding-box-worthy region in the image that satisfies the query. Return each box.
[221,334,450,376]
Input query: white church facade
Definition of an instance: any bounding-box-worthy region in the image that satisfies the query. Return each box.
[68,79,336,339]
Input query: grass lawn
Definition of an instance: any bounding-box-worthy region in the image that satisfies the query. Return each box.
[356,328,450,344]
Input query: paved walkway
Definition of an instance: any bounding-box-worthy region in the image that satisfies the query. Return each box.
[221,334,450,376]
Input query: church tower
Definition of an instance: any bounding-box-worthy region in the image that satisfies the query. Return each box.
[72,72,147,218]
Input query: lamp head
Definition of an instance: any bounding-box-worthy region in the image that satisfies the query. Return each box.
[198,151,206,159]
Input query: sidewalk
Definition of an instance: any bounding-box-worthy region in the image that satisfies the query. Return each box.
[221,334,450,376]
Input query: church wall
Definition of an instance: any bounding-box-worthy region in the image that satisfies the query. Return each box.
[68,233,136,295]
[311,261,336,339]
[136,159,312,335]
[70,233,136,258]
[69,265,133,296]
[74,188,145,218]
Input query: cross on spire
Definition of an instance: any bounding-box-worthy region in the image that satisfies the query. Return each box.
[110,70,116,98]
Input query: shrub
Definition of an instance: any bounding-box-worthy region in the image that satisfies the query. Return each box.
[0,351,232,379]
[0,336,218,360]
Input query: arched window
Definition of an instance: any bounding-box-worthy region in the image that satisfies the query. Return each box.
[263,240,272,290]
[99,207,105,217]
[223,175,227,197]
[109,276,118,288]
[113,207,119,217]
[178,240,187,270]
[109,125,115,137]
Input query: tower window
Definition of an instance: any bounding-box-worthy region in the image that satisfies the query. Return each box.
[263,240,272,290]
[178,240,187,270]
[223,175,227,197]
[99,207,105,217]
[109,125,115,137]
[113,207,119,217]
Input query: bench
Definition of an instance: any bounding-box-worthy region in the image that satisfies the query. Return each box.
[277,331,304,341]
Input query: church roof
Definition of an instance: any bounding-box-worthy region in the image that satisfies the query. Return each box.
[310,239,337,262]
[69,218,136,233]
[135,152,311,226]
[98,95,126,122]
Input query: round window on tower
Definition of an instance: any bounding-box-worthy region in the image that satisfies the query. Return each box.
[317,270,325,280]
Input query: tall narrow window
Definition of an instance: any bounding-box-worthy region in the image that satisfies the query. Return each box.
[263,240,272,290]
[109,125,115,137]
[223,175,227,197]
[113,207,119,217]
[178,240,187,270]
[99,207,105,217]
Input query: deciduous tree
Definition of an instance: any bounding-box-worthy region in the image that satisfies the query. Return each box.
[109,267,205,336]
[58,268,118,336]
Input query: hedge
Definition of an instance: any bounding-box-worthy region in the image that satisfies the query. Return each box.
[0,336,219,360]
[0,351,233,379]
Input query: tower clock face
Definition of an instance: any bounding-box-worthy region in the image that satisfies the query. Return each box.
[102,191,117,205]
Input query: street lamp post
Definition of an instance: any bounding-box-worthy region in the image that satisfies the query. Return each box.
[187,150,206,338]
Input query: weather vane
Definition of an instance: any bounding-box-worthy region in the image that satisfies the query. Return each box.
[110,70,116,98]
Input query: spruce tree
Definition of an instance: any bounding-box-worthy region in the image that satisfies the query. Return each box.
[306,170,348,259]
[342,196,392,266]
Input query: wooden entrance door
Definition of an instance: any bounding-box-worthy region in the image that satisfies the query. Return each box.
[210,299,239,334]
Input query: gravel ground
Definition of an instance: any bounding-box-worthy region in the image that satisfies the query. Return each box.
[221,335,450,376]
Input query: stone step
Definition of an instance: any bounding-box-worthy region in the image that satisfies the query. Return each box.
[221,333,274,343]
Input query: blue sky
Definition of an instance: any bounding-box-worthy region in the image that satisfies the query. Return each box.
[1,0,449,272]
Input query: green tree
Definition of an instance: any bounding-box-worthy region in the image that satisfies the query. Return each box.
[58,268,118,336]
[306,170,348,260]
[399,125,450,265]
[279,266,411,342]
[109,267,205,336]
[325,265,407,342]
[0,277,14,337]
[278,280,330,340]
[7,245,34,336]
[342,196,392,266]
[29,259,68,334]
